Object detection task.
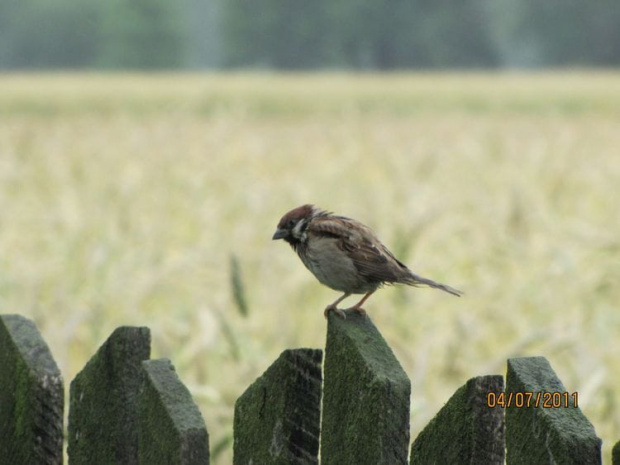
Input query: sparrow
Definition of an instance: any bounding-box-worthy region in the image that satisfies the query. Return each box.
[272,204,462,318]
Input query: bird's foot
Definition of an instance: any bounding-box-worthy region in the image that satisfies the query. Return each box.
[324,305,347,319]
[346,306,367,317]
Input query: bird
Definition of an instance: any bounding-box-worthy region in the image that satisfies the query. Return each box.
[272,204,462,318]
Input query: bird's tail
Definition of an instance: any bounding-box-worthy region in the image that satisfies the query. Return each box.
[403,272,463,297]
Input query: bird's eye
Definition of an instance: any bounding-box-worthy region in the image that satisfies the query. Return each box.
[287,219,296,228]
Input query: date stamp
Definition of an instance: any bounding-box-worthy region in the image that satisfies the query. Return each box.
[486,391,579,408]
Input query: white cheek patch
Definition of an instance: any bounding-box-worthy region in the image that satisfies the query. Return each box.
[292,220,307,241]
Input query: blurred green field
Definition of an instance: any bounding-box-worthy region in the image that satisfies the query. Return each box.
[1,72,620,463]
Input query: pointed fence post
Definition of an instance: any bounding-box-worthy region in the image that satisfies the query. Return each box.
[506,356,601,465]
[0,314,64,465]
[612,440,620,465]
[139,358,210,464]
[68,326,151,464]
[321,310,411,465]
[234,348,323,465]
[410,375,505,464]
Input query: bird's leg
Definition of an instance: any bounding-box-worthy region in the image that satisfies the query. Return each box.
[346,291,375,317]
[323,292,351,319]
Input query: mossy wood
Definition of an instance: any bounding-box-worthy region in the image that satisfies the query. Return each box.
[410,375,505,464]
[321,310,411,465]
[0,314,64,465]
[68,326,151,464]
[139,358,210,464]
[506,356,602,464]
[233,348,323,465]
[1,312,613,463]
[612,440,620,465]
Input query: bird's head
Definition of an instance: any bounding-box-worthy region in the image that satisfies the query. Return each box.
[272,204,325,245]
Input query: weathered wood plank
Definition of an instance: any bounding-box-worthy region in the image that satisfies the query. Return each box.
[612,440,620,465]
[506,356,601,465]
[139,358,209,464]
[68,326,151,464]
[0,314,64,465]
[234,348,322,465]
[321,310,411,465]
[410,375,505,464]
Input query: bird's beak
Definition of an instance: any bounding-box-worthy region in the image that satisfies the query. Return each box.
[272,228,288,240]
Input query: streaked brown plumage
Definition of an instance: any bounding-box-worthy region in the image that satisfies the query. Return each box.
[272,204,462,318]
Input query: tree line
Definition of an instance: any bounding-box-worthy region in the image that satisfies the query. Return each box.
[2,0,619,70]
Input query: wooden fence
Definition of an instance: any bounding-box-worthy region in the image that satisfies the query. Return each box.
[0,311,612,464]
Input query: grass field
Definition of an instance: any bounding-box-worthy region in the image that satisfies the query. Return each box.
[1,72,619,462]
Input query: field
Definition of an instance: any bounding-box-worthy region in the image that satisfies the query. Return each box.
[2,72,620,462]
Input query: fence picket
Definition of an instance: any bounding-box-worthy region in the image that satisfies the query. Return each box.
[0,314,64,465]
[139,358,210,464]
[506,356,602,464]
[234,348,323,465]
[68,326,151,464]
[410,375,505,464]
[321,310,411,465]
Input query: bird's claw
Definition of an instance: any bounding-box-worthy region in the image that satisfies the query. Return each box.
[324,305,347,319]
[324,306,367,319]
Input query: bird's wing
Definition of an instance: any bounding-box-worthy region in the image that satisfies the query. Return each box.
[309,217,406,283]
